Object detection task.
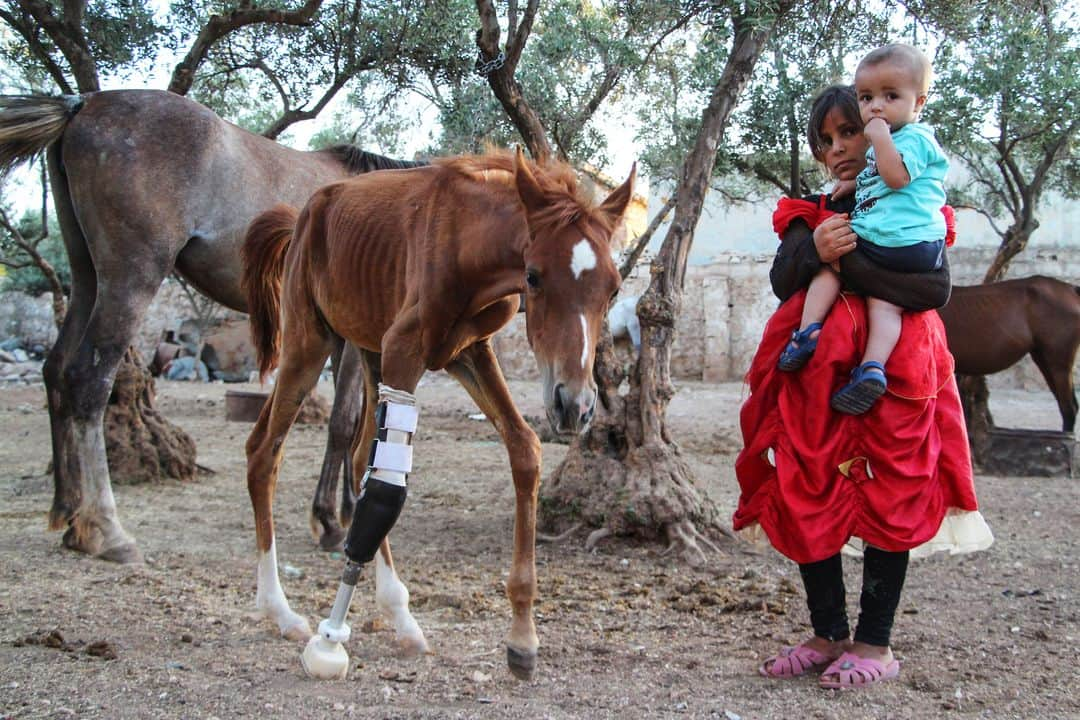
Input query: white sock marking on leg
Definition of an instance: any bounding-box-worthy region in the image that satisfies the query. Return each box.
[375,553,427,652]
[256,540,309,637]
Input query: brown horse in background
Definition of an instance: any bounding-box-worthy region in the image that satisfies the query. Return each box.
[0,90,418,563]
[939,275,1080,432]
[241,148,634,679]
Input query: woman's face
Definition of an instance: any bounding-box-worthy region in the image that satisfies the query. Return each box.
[817,107,869,181]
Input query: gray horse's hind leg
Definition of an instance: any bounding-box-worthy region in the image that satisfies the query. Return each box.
[54,217,176,563]
[342,348,382,524]
[310,341,382,551]
[311,338,364,550]
[42,146,98,546]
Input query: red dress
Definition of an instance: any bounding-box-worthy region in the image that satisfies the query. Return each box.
[733,200,981,565]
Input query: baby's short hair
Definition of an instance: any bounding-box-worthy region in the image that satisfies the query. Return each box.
[858,43,933,95]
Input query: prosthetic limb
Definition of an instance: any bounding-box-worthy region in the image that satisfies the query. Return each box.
[301,385,417,679]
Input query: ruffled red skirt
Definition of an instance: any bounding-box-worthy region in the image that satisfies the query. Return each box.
[733,291,980,564]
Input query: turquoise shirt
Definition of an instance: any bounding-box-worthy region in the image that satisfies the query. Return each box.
[849,122,948,247]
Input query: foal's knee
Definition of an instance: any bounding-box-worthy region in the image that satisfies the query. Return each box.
[507,429,542,487]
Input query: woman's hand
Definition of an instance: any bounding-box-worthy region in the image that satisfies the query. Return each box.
[813,213,858,264]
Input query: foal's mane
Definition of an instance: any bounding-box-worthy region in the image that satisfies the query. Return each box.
[434,151,618,238]
[320,144,428,174]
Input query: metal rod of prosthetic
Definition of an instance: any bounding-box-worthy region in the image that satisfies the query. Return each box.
[301,385,417,679]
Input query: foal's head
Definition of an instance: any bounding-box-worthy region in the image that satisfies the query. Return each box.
[513,148,635,435]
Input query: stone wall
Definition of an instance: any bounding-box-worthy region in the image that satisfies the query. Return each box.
[5,246,1080,390]
[0,279,244,364]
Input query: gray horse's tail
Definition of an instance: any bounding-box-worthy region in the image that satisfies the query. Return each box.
[0,94,83,174]
[242,204,300,382]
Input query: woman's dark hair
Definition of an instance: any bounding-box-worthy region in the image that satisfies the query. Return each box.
[806,84,861,161]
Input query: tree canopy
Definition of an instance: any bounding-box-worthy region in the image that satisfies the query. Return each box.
[926,1,1080,280]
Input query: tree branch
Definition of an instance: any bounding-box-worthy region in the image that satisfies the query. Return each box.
[261,72,354,139]
[0,7,74,93]
[619,193,676,280]
[951,202,1005,239]
[16,0,98,91]
[167,0,325,96]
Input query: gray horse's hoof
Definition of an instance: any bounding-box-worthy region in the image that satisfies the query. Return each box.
[62,526,102,556]
[506,646,537,680]
[318,526,346,552]
[97,543,144,565]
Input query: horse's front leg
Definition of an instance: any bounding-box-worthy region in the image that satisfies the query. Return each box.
[448,342,542,680]
[303,338,426,678]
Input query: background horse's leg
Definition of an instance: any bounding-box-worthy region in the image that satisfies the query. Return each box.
[311,337,364,551]
[341,348,382,525]
[1031,348,1079,432]
[447,342,542,680]
[49,213,181,563]
[247,333,332,640]
[41,147,100,551]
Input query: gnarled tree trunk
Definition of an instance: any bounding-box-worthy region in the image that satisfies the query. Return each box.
[544,7,791,565]
[104,347,197,485]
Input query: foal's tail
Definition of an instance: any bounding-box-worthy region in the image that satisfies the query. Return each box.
[242,204,299,382]
[0,94,83,173]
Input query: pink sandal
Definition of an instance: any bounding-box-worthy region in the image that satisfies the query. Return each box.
[818,651,900,689]
[759,643,835,678]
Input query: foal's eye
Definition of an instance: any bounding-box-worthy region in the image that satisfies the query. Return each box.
[526,269,540,290]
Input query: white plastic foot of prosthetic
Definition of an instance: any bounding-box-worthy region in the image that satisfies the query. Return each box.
[301,612,353,679]
[301,635,349,679]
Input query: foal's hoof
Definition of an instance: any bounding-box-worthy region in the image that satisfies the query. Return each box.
[282,618,314,642]
[97,542,144,565]
[395,631,430,659]
[506,646,537,680]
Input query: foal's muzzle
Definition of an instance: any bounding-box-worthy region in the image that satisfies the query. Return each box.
[549,382,597,436]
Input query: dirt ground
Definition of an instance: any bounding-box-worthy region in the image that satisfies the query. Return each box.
[1,374,1078,720]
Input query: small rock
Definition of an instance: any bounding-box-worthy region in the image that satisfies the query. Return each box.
[725,712,742,720]
[282,563,303,579]
[86,640,118,660]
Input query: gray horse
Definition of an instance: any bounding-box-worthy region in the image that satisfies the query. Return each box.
[0,89,415,562]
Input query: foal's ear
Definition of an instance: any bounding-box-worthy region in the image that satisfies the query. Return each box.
[514,145,546,212]
[597,162,637,227]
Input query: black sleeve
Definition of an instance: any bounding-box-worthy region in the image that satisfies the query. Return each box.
[769,218,823,302]
[838,247,952,311]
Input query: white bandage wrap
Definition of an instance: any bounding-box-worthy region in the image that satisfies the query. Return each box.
[383,402,419,433]
[373,440,413,474]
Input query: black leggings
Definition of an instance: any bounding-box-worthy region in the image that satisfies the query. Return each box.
[798,546,909,647]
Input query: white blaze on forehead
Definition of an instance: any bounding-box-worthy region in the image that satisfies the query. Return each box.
[570,239,597,279]
[580,314,589,368]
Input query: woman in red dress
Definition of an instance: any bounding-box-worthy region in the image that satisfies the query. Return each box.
[734,85,993,689]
